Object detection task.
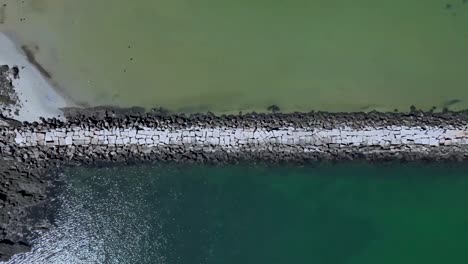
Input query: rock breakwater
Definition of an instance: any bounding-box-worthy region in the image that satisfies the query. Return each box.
[3,110,468,164]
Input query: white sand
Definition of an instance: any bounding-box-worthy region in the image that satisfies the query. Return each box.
[0,32,69,122]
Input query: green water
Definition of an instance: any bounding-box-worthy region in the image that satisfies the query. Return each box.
[2,0,468,113]
[12,163,468,263]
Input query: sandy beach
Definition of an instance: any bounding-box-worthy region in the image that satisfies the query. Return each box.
[0,32,69,122]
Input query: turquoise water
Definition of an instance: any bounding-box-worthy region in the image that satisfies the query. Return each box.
[10,162,468,263]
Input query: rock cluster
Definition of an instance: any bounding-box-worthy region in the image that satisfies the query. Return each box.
[0,160,52,262]
[0,65,21,118]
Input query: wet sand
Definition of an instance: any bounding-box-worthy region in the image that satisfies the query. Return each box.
[0,32,69,122]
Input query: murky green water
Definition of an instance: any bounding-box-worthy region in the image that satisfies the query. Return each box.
[10,162,468,264]
[1,0,468,112]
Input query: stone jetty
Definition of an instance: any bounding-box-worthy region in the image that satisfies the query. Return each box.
[10,125,468,148]
[3,109,468,163]
[5,125,468,162]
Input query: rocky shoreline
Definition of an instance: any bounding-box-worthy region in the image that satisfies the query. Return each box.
[0,159,55,262]
[1,109,468,261]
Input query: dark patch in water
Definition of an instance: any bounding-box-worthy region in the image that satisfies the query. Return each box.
[267,104,280,113]
[443,99,462,108]
[20,45,52,79]
[0,4,6,24]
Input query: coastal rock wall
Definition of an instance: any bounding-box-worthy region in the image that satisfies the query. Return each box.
[2,119,468,163]
[8,126,468,148]
[2,110,468,163]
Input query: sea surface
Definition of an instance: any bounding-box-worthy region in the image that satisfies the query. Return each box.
[9,162,468,264]
[1,0,468,112]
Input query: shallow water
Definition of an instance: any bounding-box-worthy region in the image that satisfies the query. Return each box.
[9,162,468,263]
[1,0,468,113]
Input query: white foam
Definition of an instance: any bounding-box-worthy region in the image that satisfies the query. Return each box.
[0,32,69,122]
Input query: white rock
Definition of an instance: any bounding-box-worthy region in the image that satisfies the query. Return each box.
[45,132,54,142]
[65,137,73,145]
[15,134,24,144]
